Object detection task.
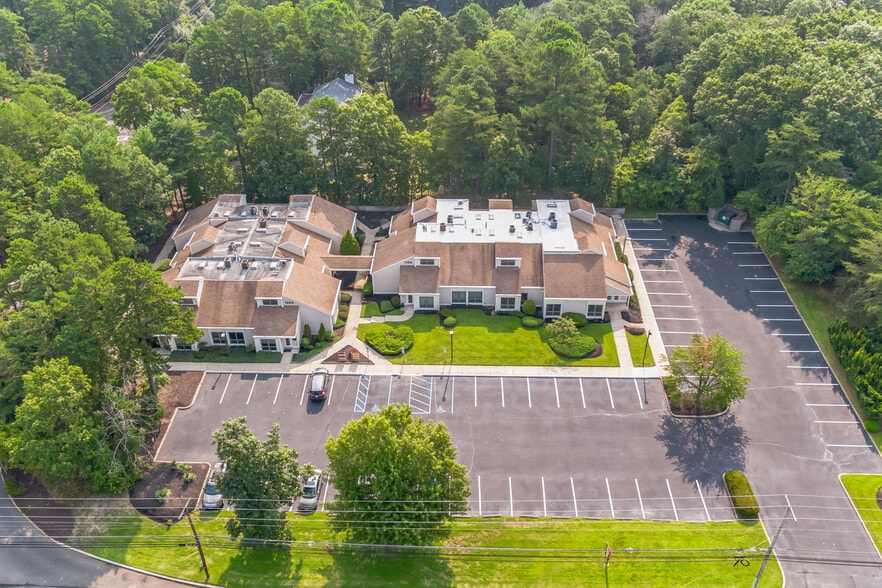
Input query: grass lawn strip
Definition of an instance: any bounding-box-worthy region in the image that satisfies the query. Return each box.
[81,509,779,586]
[357,310,618,367]
[626,331,655,367]
[840,474,882,559]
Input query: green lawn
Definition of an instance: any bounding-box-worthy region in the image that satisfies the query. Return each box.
[841,474,882,553]
[81,509,779,586]
[361,300,405,318]
[357,310,618,366]
[169,348,282,363]
[627,331,656,367]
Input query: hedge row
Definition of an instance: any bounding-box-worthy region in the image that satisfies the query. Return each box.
[365,326,414,356]
[829,319,882,419]
[724,470,760,519]
[521,316,544,328]
[548,336,596,358]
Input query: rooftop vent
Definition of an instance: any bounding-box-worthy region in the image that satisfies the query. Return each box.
[527,223,533,231]
[242,258,250,269]
[259,218,267,228]
[224,258,231,268]
[550,219,558,229]
[440,223,446,232]
[509,225,516,233]
[262,205,269,216]
[249,206,257,215]
[549,212,556,221]
[447,214,454,224]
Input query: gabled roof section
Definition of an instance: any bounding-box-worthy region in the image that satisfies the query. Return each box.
[543,255,606,299]
[283,265,339,314]
[438,242,495,287]
[297,78,363,106]
[410,196,437,224]
[400,266,439,293]
[320,255,373,271]
[373,226,417,271]
[288,194,356,243]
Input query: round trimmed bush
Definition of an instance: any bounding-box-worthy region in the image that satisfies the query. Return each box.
[443,316,457,328]
[362,280,373,296]
[521,316,544,328]
[439,307,455,318]
[521,299,536,316]
[548,336,597,358]
[865,420,880,434]
[365,325,415,356]
[562,312,588,327]
[338,309,349,320]
[340,292,352,303]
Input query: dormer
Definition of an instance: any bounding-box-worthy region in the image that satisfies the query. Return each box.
[569,198,596,225]
[411,196,438,224]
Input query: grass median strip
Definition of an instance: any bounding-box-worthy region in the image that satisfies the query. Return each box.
[841,474,882,554]
[357,310,618,366]
[81,509,779,586]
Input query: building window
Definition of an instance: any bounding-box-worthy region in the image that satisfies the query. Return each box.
[468,291,483,305]
[261,298,280,306]
[499,297,517,311]
[545,303,562,318]
[228,332,245,346]
[182,297,197,306]
[587,304,604,319]
[260,339,278,352]
[419,258,436,266]
[499,259,517,267]
[211,332,225,345]
[419,296,434,309]
[452,291,466,304]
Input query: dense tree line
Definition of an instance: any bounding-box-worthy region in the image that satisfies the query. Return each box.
[4,0,882,489]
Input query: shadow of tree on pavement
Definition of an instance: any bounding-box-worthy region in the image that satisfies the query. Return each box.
[656,413,749,490]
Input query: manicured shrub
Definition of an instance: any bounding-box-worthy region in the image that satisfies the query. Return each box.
[362,280,373,297]
[724,470,760,518]
[365,326,415,356]
[303,323,312,343]
[548,336,597,358]
[521,316,544,328]
[865,420,880,434]
[391,295,401,308]
[522,299,536,316]
[562,312,588,327]
[380,300,394,313]
[356,232,366,245]
[340,292,352,303]
[439,307,455,318]
[338,308,349,320]
[334,319,345,329]
[318,323,328,342]
[443,316,457,328]
[829,319,882,419]
[339,229,361,255]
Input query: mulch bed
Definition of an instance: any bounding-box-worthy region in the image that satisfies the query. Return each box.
[666,394,727,417]
[585,343,603,359]
[321,344,374,365]
[621,308,643,323]
[130,461,210,524]
[5,469,75,541]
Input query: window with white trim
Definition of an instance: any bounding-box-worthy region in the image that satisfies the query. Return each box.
[260,298,280,306]
[228,332,245,346]
[498,259,517,267]
[211,332,225,345]
[545,303,561,318]
[468,291,483,305]
[260,339,278,352]
[587,304,603,319]
[419,296,434,309]
[499,296,517,311]
[182,297,197,306]
[452,291,466,304]
[419,258,436,266]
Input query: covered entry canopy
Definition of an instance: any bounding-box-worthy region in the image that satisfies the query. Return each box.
[320,255,373,272]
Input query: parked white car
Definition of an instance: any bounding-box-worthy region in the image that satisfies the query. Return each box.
[297,469,323,512]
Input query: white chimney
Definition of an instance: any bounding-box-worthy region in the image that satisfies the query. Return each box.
[344,73,355,84]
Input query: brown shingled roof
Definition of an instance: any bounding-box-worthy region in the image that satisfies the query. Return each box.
[172,199,218,241]
[373,227,417,270]
[438,242,495,286]
[283,265,339,314]
[195,281,259,327]
[568,198,595,214]
[411,196,436,213]
[543,254,606,299]
[251,306,299,336]
[390,208,416,233]
[400,266,439,293]
[320,255,373,271]
[289,194,355,239]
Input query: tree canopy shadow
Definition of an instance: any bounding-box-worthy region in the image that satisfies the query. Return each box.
[318,544,454,586]
[216,543,299,587]
[655,412,749,490]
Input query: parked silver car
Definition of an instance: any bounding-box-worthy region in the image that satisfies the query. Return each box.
[297,470,323,512]
[202,462,226,510]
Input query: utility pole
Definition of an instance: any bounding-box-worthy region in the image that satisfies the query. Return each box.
[186,503,210,582]
[752,506,792,588]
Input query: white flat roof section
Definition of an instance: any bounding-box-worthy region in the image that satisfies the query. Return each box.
[416,199,579,253]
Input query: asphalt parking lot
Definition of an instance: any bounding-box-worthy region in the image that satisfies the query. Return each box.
[158,372,734,522]
[627,216,882,584]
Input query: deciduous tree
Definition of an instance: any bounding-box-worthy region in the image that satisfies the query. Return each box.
[665,333,750,413]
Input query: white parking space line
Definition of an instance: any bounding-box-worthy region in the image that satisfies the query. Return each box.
[571,477,579,518]
[509,476,514,517]
[273,375,284,405]
[541,477,547,517]
[653,304,693,308]
[739,264,771,267]
[744,277,778,281]
[828,444,873,448]
[478,476,482,516]
[795,382,836,386]
[666,479,679,521]
[387,378,393,405]
[327,375,335,405]
[635,479,646,519]
[806,403,848,407]
[606,379,615,409]
[787,366,829,370]
[527,378,532,408]
[500,377,505,408]
[605,478,615,518]
[634,379,643,410]
[300,377,308,405]
[246,374,258,405]
[646,292,689,296]
[554,378,560,408]
[780,349,820,353]
[474,377,478,407]
[660,331,700,335]
[696,481,710,521]
[219,373,232,404]
[757,304,794,308]
[815,421,856,424]
[579,379,586,409]
[643,280,683,283]
[785,495,796,521]
[774,333,812,337]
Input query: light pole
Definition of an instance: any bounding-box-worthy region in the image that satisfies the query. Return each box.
[449,330,454,365]
[641,330,652,404]
[400,347,406,377]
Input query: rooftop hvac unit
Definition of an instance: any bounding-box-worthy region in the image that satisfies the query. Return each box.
[224,258,231,268]
[216,261,225,269]
[237,227,248,234]
[550,219,558,229]
[549,212,556,221]
[509,225,516,233]
[262,205,269,216]
[271,210,279,217]
[242,259,250,269]
[250,206,257,215]
[527,223,533,231]
[259,218,267,228]
[440,223,446,232]
[197,261,207,269]
[250,242,261,247]
[447,214,454,224]
[255,228,267,233]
